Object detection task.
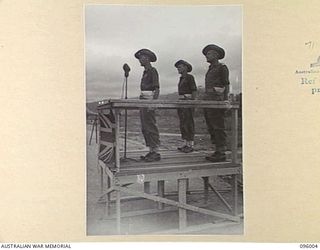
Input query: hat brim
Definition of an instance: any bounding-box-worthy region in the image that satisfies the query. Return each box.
[174,60,192,72]
[202,44,225,59]
[134,49,157,62]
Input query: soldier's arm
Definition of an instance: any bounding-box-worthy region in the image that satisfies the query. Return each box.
[189,75,197,100]
[191,91,197,100]
[224,85,229,100]
[152,68,160,99]
[153,87,160,99]
[221,65,230,86]
[221,65,230,100]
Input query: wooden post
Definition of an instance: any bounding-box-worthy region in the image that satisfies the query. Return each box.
[116,189,121,234]
[178,178,187,230]
[89,119,97,145]
[100,165,104,195]
[144,182,151,194]
[95,118,98,143]
[186,179,190,194]
[105,176,111,216]
[231,108,239,164]
[203,177,209,204]
[231,174,238,216]
[114,109,120,172]
[157,180,165,210]
[107,176,111,201]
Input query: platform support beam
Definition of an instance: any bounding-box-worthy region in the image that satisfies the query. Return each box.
[231,108,239,164]
[144,182,151,194]
[114,110,120,172]
[157,180,165,210]
[116,189,121,234]
[117,185,239,222]
[207,182,232,212]
[203,177,209,204]
[178,178,188,230]
[231,174,239,216]
[105,176,111,216]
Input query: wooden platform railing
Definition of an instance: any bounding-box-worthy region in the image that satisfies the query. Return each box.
[97,99,240,172]
[96,99,241,234]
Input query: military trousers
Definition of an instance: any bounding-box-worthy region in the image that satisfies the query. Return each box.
[140,108,160,148]
[202,91,227,152]
[204,108,227,152]
[177,108,195,141]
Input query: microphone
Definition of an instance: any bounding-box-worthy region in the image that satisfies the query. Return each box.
[123,63,130,77]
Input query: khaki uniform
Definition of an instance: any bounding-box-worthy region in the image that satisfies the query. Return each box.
[177,74,197,141]
[204,63,229,152]
[139,67,160,148]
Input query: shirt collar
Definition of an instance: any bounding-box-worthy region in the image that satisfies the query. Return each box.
[144,65,152,72]
[209,62,220,69]
[180,73,188,79]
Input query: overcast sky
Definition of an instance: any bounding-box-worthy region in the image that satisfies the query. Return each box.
[85,5,242,102]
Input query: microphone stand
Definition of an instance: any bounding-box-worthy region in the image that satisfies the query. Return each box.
[124,73,128,159]
[122,64,138,162]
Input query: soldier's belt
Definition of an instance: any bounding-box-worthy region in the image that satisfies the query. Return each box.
[206,87,225,93]
[179,94,192,99]
[141,90,154,94]
[140,90,154,99]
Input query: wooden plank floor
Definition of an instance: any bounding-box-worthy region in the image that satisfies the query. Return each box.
[115,150,241,177]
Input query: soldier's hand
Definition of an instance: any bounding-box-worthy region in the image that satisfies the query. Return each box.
[153,88,160,99]
[224,100,232,109]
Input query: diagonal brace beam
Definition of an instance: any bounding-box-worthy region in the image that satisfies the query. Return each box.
[116,185,239,222]
[207,182,233,212]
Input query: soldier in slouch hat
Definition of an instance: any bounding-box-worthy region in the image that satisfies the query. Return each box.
[202,44,230,162]
[174,60,197,153]
[134,48,161,162]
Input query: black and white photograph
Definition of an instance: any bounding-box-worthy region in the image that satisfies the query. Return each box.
[85,4,243,235]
